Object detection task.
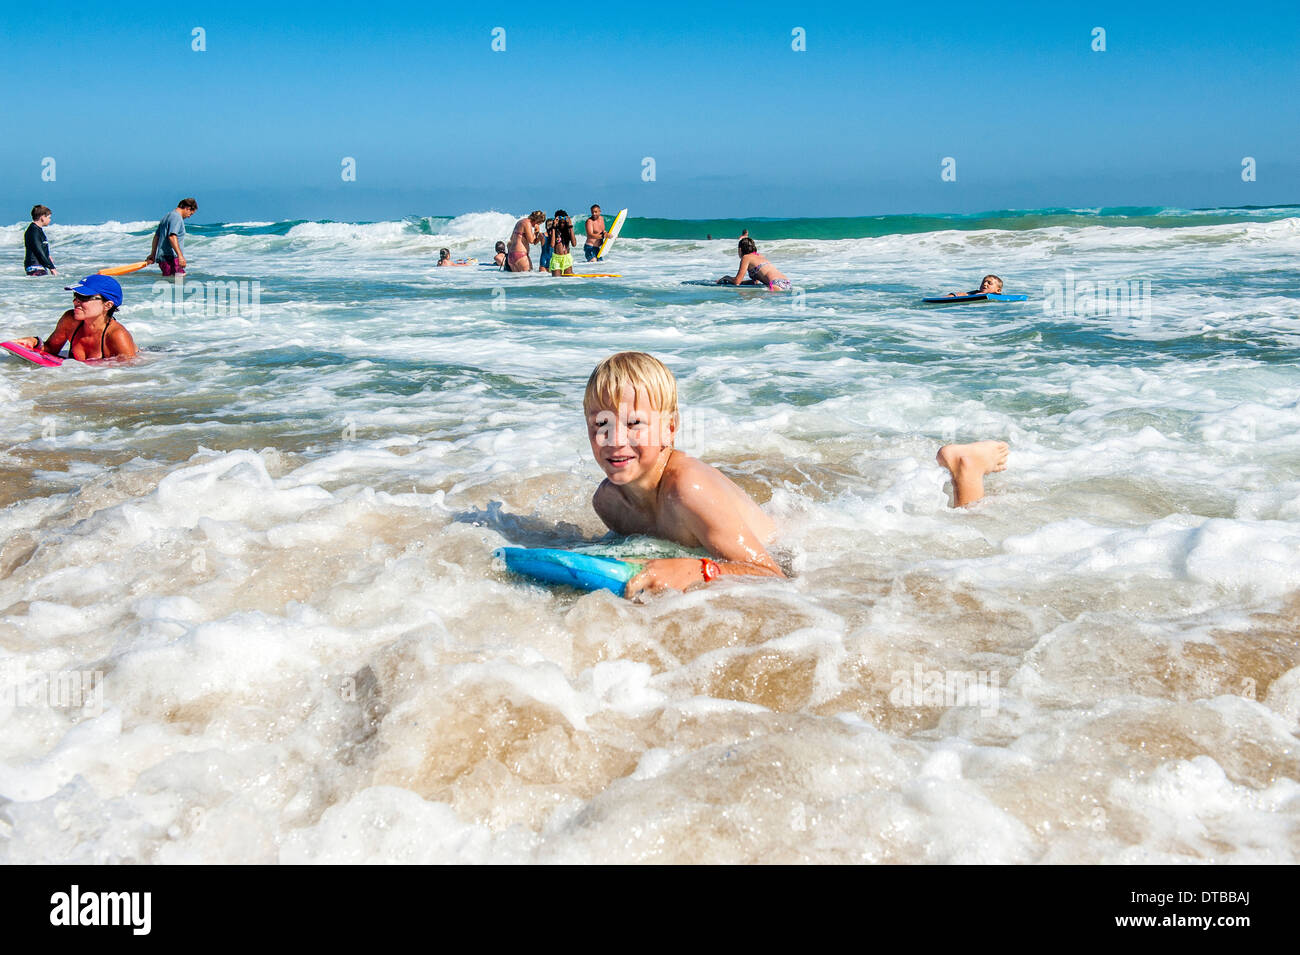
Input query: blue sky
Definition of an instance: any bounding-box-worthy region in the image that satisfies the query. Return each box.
[2,0,1297,222]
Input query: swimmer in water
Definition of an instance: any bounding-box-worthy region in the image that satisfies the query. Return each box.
[584,352,786,596]
[946,275,1003,297]
[583,353,1009,597]
[507,211,546,272]
[718,236,791,291]
[11,275,138,361]
[436,248,476,266]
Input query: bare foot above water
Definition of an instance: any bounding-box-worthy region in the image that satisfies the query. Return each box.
[936,440,1009,507]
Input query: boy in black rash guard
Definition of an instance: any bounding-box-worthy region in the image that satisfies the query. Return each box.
[24,205,56,276]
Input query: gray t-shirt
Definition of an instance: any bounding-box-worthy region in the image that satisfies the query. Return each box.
[154,210,185,260]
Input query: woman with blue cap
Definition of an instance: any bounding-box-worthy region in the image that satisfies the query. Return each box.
[14,275,137,361]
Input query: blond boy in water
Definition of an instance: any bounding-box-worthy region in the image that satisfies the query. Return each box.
[583,352,1007,597]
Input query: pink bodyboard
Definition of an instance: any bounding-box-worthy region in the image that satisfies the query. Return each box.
[1,341,64,366]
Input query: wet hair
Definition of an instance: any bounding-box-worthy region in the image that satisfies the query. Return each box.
[982,274,1003,292]
[550,213,575,248]
[439,248,450,259]
[495,241,506,253]
[31,204,51,221]
[738,237,757,256]
[179,198,198,211]
[590,204,600,213]
[584,352,680,437]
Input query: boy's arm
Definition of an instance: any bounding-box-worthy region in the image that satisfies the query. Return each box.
[624,475,784,596]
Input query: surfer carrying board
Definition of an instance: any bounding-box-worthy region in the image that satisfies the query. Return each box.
[584,204,606,262]
[10,275,138,362]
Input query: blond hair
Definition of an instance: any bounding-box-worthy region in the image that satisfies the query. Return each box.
[584,352,679,430]
[982,274,1003,292]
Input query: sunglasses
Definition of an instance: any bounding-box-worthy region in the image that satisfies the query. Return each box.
[72,293,103,303]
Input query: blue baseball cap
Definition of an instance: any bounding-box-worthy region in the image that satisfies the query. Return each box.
[65,274,123,306]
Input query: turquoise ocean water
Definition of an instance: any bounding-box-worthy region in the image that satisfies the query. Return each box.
[1,207,1297,862]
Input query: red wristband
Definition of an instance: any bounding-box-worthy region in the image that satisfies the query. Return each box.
[700,558,720,582]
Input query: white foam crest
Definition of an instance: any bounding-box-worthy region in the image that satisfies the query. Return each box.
[966,515,1300,600]
[430,211,520,241]
[284,220,415,243]
[1,220,157,237]
[1107,755,1300,863]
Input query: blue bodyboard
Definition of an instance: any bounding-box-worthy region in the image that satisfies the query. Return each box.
[496,547,641,595]
[922,293,1028,304]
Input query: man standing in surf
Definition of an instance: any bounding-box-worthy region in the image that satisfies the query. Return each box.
[584,204,606,262]
[145,198,197,277]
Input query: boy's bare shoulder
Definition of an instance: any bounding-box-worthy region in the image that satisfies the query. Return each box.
[659,453,733,502]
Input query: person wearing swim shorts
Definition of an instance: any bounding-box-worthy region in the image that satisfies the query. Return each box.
[24,205,57,277]
[718,236,790,290]
[145,198,197,276]
[507,211,546,272]
[11,274,138,362]
[548,211,577,276]
[584,204,606,261]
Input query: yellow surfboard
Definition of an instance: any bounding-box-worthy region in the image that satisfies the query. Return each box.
[98,261,150,276]
[596,208,627,259]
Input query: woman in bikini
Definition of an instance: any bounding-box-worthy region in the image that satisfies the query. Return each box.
[506,211,547,272]
[13,275,138,361]
[718,236,791,290]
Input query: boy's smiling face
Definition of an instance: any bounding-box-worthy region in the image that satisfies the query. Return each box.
[587,385,676,485]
